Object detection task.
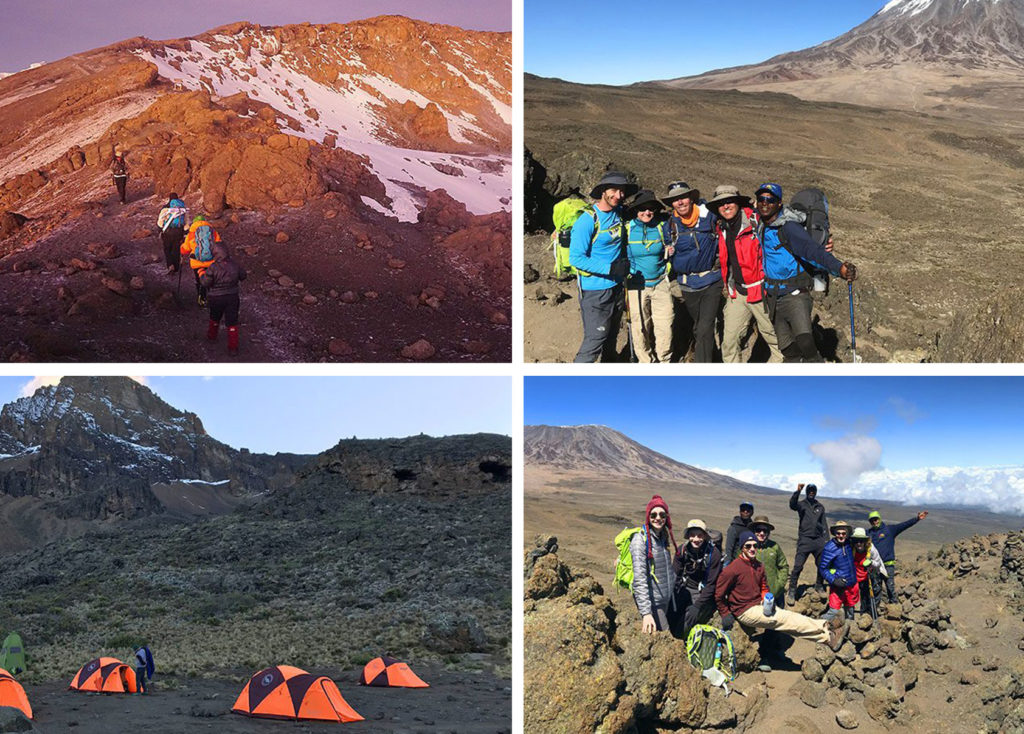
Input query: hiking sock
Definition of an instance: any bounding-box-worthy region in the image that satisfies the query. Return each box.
[207,320,219,341]
[227,326,239,354]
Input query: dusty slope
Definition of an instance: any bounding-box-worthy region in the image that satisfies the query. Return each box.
[524,75,1024,362]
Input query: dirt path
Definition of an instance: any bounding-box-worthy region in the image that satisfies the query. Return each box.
[24,667,511,733]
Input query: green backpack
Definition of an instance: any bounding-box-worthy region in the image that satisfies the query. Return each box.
[551,196,598,278]
[613,526,646,590]
[686,624,736,681]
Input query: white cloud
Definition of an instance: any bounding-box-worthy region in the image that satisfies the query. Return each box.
[697,464,1024,516]
[809,434,883,490]
[19,376,149,398]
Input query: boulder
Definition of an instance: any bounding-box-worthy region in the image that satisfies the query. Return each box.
[400,339,436,360]
[836,709,860,729]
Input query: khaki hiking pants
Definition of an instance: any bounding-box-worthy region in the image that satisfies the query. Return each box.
[737,605,830,644]
[722,296,782,363]
[626,278,674,363]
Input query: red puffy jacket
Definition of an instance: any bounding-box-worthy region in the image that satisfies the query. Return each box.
[717,207,765,303]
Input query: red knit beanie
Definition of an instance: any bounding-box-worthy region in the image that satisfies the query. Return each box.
[644,495,677,556]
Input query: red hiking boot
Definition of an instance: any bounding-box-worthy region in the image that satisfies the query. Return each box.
[227,326,239,355]
[207,319,219,341]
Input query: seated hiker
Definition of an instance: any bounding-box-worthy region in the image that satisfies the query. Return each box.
[820,520,857,621]
[623,189,674,363]
[867,509,928,604]
[671,519,722,639]
[200,242,247,356]
[715,531,846,651]
[850,527,887,616]
[630,495,678,633]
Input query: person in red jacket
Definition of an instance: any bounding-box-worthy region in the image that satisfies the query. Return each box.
[715,531,846,651]
[707,185,782,363]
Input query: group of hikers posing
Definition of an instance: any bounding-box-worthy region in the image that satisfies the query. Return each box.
[628,486,928,663]
[562,173,858,363]
[110,150,246,356]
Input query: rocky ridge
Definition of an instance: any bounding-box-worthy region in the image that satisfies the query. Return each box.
[524,530,1024,732]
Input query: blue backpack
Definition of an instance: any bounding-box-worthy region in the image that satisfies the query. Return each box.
[194,224,215,262]
[168,199,186,228]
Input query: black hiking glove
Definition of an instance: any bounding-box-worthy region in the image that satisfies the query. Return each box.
[720,614,735,631]
[831,576,849,589]
[608,258,630,281]
[840,262,857,281]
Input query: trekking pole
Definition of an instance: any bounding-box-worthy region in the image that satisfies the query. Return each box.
[623,282,637,363]
[848,281,861,363]
[868,573,878,625]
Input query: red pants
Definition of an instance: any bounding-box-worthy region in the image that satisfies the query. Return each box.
[828,583,860,610]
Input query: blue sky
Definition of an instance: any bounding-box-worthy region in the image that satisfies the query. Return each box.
[526,377,1024,514]
[526,0,889,85]
[0,377,512,455]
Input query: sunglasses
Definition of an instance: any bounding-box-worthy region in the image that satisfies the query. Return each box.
[756,196,778,203]
[636,206,657,213]
[742,542,757,549]
[649,511,667,519]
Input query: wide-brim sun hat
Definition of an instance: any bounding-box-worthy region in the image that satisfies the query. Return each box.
[589,171,639,199]
[851,527,869,540]
[830,520,852,534]
[750,515,774,532]
[684,519,709,537]
[625,189,665,214]
[706,184,751,211]
[663,180,700,204]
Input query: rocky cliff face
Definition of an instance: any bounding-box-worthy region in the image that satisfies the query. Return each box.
[0,376,306,521]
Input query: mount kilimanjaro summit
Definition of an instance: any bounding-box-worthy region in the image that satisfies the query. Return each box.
[0,16,511,362]
[653,0,1024,122]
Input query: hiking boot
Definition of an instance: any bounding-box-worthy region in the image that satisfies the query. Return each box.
[828,614,846,631]
[206,320,219,341]
[813,583,825,594]
[227,326,239,355]
[785,588,796,606]
[827,620,847,651]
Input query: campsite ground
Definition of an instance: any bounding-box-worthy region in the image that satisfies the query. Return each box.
[26,664,511,733]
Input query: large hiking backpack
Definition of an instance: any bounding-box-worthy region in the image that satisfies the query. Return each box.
[167,199,186,229]
[686,624,736,681]
[551,196,598,278]
[784,187,831,293]
[613,526,646,591]
[193,224,215,262]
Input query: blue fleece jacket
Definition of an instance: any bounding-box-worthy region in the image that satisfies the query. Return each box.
[664,207,721,291]
[868,517,920,563]
[570,206,625,291]
[625,220,668,287]
[760,206,843,295]
[819,539,855,587]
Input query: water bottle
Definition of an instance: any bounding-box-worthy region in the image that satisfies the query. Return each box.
[763,592,776,617]
[812,273,827,292]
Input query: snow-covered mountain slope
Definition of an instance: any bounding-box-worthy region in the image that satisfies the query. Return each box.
[135,18,511,221]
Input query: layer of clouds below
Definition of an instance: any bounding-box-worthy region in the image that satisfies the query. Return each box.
[701,464,1024,516]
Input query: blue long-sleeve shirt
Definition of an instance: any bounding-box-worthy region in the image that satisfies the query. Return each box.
[868,517,920,563]
[760,206,843,295]
[569,206,624,291]
[625,220,667,287]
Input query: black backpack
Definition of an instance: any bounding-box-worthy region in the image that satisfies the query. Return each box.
[778,188,831,294]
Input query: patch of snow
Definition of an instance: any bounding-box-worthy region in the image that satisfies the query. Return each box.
[360,196,391,215]
[0,445,40,460]
[178,478,230,485]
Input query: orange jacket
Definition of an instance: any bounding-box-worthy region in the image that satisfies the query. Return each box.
[181,219,221,272]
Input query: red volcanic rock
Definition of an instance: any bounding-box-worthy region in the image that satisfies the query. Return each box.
[400,339,436,360]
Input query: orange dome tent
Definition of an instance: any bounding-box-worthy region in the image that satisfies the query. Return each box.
[0,668,32,719]
[360,656,429,688]
[69,657,137,693]
[231,665,363,722]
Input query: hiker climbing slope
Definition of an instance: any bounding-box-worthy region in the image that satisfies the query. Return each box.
[156,194,187,274]
[786,483,829,604]
[867,509,928,603]
[200,242,247,356]
[181,214,220,307]
[569,172,637,362]
[111,148,129,204]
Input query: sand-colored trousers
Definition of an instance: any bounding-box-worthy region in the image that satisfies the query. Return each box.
[737,605,830,644]
[721,296,783,363]
[626,278,675,363]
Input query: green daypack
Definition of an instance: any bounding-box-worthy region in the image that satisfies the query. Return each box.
[613,526,645,590]
[1,632,26,675]
[686,624,735,681]
[551,196,598,278]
